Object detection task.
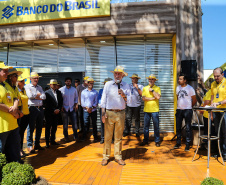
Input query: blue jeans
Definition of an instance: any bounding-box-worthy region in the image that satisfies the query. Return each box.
[83,110,97,139]
[176,109,193,145]
[62,110,78,139]
[27,106,44,147]
[143,112,160,143]
[213,112,226,156]
[0,127,21,163]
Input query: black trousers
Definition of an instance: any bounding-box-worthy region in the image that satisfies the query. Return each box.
[213,112,226,156]
[124,106,141,134]
[18,114,30,149]
[176,109,193,145]
[45,112,59,144]
[78,105,84,131]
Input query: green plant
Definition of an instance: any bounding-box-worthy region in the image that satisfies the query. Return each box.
[15,164,36,183]
[1,171,32,185]
[1,162,21,178]
[1,163,36,185]
[201,177,224,185]
[0,153,7,170]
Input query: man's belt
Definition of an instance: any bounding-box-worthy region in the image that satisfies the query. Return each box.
[107,109,124,112]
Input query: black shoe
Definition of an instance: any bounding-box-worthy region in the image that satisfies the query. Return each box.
[140,142,148,146]
[78,130,83,133]
[199,143,207,150]
[136,133,140,137]
[155,142,160,147]
[45,144,50,148]
[34,145,45,151]
[185,144,190,151]
[51,141,60,145]
[223,155,226,162]
[123,133,129,137]
[174,143,181,149]
[94,138,98,143]
[100,140,104,144]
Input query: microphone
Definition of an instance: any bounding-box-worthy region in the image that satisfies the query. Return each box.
[116,80,120,89]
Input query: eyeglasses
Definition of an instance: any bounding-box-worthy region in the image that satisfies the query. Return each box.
[149,79,155,81]
[12,74,18,78]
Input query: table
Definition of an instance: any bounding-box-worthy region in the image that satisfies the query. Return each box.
[193,107,226,168]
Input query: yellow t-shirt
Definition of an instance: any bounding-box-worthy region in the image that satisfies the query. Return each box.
[142,85,161,113]
[18,89,29,115]
[211,77,226,108]
[0,82,18,133]
[4,82,20,106]
[202,89,211,118]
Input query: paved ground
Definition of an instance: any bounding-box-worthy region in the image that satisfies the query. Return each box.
[23,125,226,185]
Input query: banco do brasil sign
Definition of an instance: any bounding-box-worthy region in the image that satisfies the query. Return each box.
[0,0,110,25]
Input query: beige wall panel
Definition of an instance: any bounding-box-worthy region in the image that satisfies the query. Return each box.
[0,2,176,43]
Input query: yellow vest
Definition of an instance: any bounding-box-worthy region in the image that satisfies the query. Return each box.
[0,82,18,133]
[202,89,211,118]
[18,88,29,115]
[211,77,226,108]
[142,85,161,113]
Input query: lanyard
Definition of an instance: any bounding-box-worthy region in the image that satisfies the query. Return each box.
[217,78,225,94]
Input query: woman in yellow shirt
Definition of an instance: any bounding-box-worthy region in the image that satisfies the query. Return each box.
[17,76,30,157]
[3,68,23,163]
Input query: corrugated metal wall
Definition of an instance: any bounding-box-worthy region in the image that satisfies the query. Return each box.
[85,36,174,132]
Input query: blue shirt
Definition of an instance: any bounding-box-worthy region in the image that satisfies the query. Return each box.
[59,85,78,112]
[127,83,144,107]
[81,88,98,112]
[25,83,46,106]
[98,88,103,105]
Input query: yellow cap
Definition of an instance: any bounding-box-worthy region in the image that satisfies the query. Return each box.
[110,66,128,76]
[146,74,158,80]
[8,68,23,76]
[30,72,42,78]
[87,77,96,82]
[83,76,89,80]
[47,79,58,85]
[129,73,141,79]
[0,62,13,70]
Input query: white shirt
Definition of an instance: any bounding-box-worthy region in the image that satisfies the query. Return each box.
[176,84,196,109]
[127,83,143,107]
[50,88,58,103]
[25,83,46,106]
[59,85,78,112]
[101,80,131,110]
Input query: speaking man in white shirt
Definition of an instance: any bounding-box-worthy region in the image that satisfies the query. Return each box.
[101,66,131,166]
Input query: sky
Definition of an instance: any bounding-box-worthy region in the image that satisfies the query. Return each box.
[202,0,226,69]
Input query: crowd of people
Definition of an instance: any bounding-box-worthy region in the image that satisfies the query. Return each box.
[1,63,226,166]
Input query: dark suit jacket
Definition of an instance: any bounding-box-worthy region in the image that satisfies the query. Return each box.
[44,88,63,115]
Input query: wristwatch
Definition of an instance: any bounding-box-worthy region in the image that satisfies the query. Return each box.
[151,90,154,92]
[219,102,221,105]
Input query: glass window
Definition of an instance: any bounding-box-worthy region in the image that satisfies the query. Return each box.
[8,44,32,67]
[58,39,85,72]
[86,38,115,90]
[33,41,58,73]
[0,44,8,64]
